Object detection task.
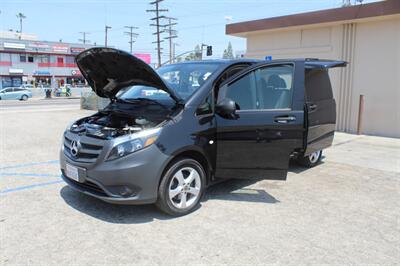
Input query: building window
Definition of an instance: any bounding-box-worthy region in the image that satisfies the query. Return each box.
[38,55,49,63]
[28,55,34,63]
[57,57,64,64]
[20,55,26,62]
[65,56,75,64]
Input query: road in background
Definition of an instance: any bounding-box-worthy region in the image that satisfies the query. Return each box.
[0,98,81,113]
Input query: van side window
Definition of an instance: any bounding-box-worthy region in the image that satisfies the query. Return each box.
[305,69,333,101]
[255,65,294,109]
[225,72,257,110]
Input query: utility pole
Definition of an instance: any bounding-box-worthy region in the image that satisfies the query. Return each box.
[162,17,178,64]
[78,32,90,44]
[105,25,112,47]
[124,26,139,54]
[147,0,168,67]
[16,13,26,40]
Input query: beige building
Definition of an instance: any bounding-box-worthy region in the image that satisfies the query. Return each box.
[226,0,400,138]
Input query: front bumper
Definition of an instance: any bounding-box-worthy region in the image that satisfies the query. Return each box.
[60,144,171,205]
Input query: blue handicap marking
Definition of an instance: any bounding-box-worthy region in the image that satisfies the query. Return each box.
[0,180,64,194]
[0,160,64,195]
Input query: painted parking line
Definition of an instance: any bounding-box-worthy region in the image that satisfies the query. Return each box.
[0,160,59,170]
[0,160,63,195]
[0,180,64,195]
[0,172,60,178]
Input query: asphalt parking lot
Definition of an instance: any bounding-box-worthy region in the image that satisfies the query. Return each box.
[0,102,399,265]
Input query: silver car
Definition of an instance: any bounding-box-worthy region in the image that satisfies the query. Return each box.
[0,87,32,101]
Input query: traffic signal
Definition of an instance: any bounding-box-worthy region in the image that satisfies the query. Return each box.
[206,46,212,56]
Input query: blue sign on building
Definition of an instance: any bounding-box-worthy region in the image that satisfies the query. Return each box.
[265,56,272,61]
[33,71,51,76]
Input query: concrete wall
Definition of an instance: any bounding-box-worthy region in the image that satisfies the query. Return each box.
[243,16,400,138]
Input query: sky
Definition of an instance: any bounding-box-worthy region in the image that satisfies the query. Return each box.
[1,0,380,63]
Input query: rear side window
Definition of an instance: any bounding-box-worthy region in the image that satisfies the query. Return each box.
[305,69,333,101]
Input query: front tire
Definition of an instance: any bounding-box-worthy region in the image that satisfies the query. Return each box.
[21,95,28,101]
[156,158,206,216]
[297,150,322,168]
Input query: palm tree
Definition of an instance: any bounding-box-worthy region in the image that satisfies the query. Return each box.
[16,13,26,39]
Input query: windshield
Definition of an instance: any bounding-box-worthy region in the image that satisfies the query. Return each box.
[118,63,220,102]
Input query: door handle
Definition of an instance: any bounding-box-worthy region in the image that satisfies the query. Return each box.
[274,115,296,124]
[309,103,318,111]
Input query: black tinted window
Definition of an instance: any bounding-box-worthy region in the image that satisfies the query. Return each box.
[305,69,333,101]
[225,72,257,110]
[255,65,294,109]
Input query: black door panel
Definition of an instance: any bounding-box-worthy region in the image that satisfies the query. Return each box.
[216,110,304,179]
[215,62,305,180]
[304,69,338,155]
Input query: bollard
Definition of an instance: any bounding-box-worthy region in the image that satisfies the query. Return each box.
[357,94,364,135]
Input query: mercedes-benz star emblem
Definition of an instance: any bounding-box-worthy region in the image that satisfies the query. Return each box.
[70,140,80,157]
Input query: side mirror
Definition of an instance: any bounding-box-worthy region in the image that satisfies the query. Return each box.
[216,98,237,117]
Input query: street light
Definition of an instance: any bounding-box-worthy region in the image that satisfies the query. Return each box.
[16,13,26,40]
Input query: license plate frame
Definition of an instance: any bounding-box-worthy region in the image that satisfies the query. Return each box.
[65,163,83,182]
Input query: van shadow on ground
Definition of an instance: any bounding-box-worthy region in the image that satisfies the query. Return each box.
[60,160,315,224]
[60,178,279,224]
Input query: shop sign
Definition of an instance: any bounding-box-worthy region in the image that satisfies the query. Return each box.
[71,70,81,76]
[28,42,50,51]
[70,47,85,54]
[134,53,151,64]
[4,42,26,49]
[52,44,69,53]
[9,68,24,74]
[33,70,51,76]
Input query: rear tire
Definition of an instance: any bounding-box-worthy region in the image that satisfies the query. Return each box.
[297,150,322,168]
[156,158,206,216]
[21,95,28,101]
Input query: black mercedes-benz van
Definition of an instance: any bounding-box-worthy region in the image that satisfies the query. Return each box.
[60,48,346,216]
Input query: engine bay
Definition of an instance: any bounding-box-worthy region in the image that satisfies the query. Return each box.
[70,111,163,139]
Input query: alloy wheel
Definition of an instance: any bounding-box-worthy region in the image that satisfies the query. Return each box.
[309,150,321,164]
[168,167,201,209]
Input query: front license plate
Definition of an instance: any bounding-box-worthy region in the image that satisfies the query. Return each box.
[66,163,80,182]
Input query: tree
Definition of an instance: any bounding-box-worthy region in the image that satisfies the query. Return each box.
[16,13,26,40]
[184,44,202,61]
[223,42,234,59]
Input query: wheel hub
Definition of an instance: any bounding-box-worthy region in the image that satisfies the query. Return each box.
[168,166,201,209]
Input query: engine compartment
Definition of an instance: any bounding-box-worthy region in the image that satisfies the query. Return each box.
[70,111,164,139]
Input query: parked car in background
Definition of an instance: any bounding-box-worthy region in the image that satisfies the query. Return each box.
[20,84,34,90]
[60,47,347,216]
[0,87,32,101]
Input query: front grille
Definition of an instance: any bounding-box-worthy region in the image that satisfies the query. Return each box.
[64,133,104,163]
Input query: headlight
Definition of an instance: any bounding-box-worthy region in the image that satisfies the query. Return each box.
[106,128,161,161]
[65,120,76,131]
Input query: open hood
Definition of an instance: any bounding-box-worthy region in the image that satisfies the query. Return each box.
[75,47,182,103]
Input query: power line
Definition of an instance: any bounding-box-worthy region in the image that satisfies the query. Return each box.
[162,17,178,63]
[147,0,169,67]
[78,31,90,44]
[124,26,139,53]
